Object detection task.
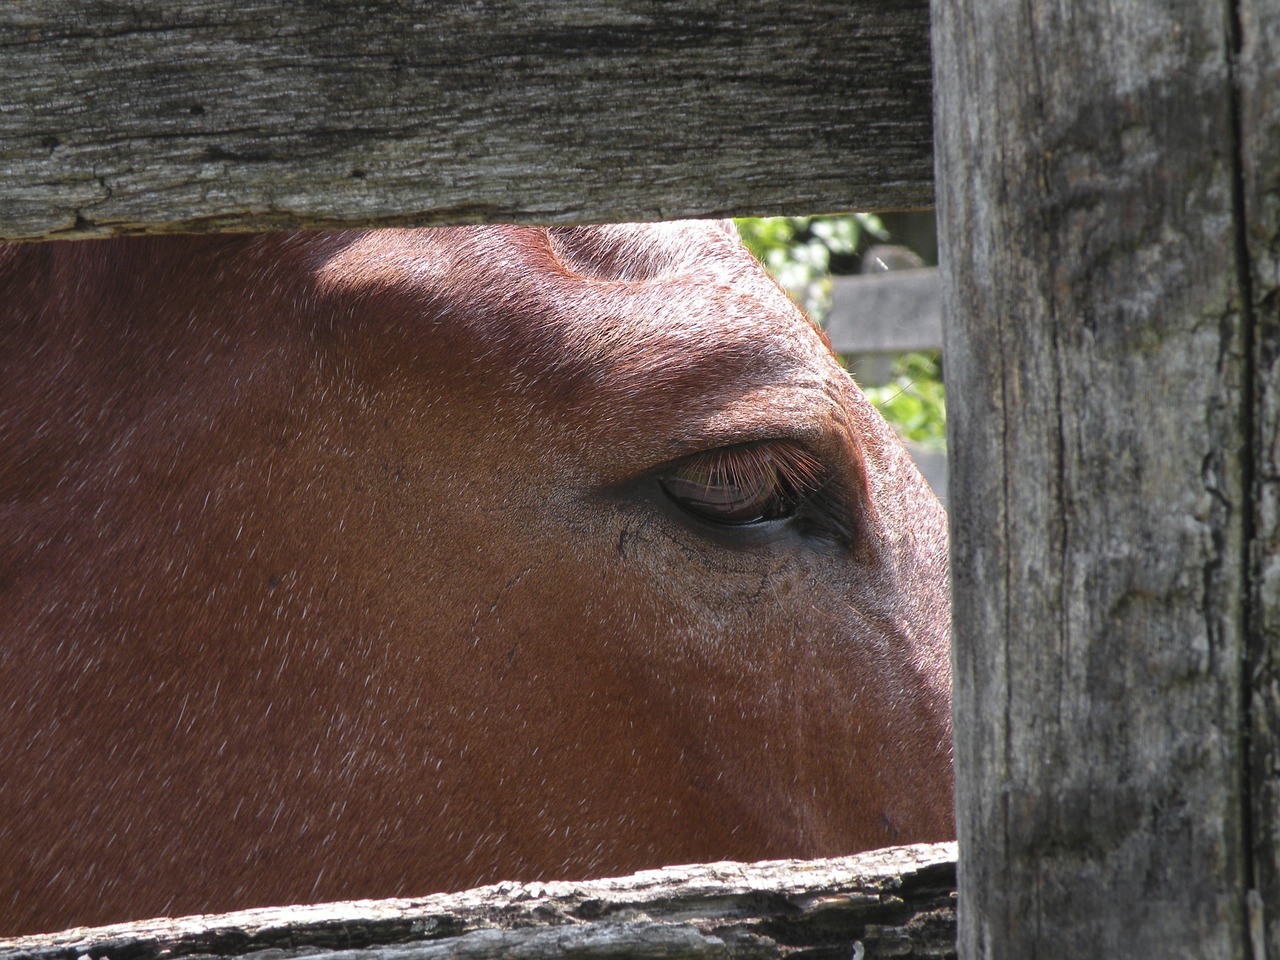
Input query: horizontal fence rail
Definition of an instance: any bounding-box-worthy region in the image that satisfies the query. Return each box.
[0,2,932,240]
[825,268,942,356]
[0,844,958,960]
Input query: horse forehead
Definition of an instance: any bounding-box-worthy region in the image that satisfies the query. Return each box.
[313,222,828,384]
[319,220,748,275]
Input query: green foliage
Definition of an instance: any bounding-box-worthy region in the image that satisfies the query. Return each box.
[862,352,947,449]
[735,214,885,323]
[735,215,946,450]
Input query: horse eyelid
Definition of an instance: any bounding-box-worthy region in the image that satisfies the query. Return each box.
[658,441,833,527]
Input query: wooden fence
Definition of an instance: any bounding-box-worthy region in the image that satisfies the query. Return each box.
[826,269,943,359]
[0,846,957,960]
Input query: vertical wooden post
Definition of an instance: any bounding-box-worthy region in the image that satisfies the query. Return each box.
[1243,2,1280,955]
[932,0,1278,954]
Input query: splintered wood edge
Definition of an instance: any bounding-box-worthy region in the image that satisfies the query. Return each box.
[0,842,957,960]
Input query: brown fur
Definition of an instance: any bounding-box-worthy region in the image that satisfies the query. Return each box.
[0,223,952,935]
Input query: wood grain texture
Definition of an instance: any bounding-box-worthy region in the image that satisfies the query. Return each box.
[932,0,1255,955]
[0,845,957,960]
[0,1,932,240]
[1241,0,1280,955]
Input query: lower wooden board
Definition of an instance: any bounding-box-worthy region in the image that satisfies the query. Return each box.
[0,843,956,960]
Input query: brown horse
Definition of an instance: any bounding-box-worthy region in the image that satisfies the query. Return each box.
[0,222,952,936]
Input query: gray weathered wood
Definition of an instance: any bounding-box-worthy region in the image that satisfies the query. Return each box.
[0,1,932,241]
[0,844,957,960]
[1242,0,1280,955]
[933,0,1265,955]
[825,269,942,355]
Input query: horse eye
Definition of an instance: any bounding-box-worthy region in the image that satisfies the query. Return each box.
[660,445,810,525]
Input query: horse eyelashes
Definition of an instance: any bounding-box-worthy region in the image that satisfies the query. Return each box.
[659,442,828,527]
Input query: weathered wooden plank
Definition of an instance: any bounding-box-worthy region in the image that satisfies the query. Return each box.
[0,845,957,960]
[0,1,932,241]
[1241,0,1280,955]
[933,0,1252,955]
[825,268,942,355]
